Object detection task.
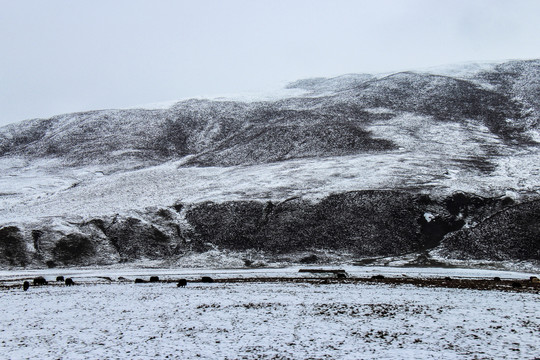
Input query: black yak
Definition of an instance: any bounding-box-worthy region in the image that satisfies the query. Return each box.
[65,278,75,286]
[201,276,214,283]
[56,276,65,282]
[23,281,30,291]
[511,281,522,289]
[33,276,47,286]
[177,279,187,287]
[134,278,146,284]
[149,276,160,283]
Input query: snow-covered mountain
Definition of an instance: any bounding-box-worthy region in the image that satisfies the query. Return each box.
[1,59,539,268]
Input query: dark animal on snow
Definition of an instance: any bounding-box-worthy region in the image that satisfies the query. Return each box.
[371,275,385,280]
[56,276,65,282]
[201,276,214,283]
[177,279,187,287]
[134,278,146,284]
[493,277,501,282]
[65,278,75,286]
[530,276,539,283]
[23,281,30,291]
[33,276,48,286]
[336,273,347,279]
[444,277,452,281]
[149,276,160,283]
[511,281,522,288]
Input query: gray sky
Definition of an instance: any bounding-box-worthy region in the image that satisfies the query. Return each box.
[2,0,540,126]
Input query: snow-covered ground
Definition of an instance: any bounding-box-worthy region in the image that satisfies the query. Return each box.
[1,278,538,359]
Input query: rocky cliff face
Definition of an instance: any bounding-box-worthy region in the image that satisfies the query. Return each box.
[1,191,536,268]
[1,59,539,268]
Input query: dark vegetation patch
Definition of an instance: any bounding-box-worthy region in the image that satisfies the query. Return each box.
[105,217,174,261]
[0,191,535,267]
[441,199,540,260]
[52,234,96,265]
[186,191,438,256]
[185,191,532,260]
[299,254,319,264]
[0,226,28,266]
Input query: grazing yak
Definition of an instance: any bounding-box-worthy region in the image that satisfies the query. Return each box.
[33,276,48,286]
[201,276,214,283]
[149,276,160,283]
[23,281,30,291]
[65,278,75,286]
[56,276,65,282]
[511,281,522,289]
[134,278,146,284]
[177,279,187,287]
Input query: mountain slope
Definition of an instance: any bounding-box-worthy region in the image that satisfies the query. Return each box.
[1,59,540,268]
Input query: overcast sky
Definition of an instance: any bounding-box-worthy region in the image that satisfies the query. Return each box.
[2,0,540,126]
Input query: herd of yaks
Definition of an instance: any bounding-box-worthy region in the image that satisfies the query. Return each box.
[22,275,214,291]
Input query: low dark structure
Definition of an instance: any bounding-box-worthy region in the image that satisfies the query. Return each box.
[177,279,187,287]
[149,276,160,283]
[33,276,47,286]
[299,269,347,275]
[201,276,214,283]
[511,281,522,288]
[444,277,452,281]
[65,278,75,286]
[493,277,501,282]
[56,276,65,282]
[134,278,146,284]
[23,281,30,291]
[371,275,385,280]
[530,276,539,283]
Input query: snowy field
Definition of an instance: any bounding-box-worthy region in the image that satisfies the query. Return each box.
[1,268,539,359]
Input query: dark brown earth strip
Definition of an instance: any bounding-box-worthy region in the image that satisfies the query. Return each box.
[2,276,539,293]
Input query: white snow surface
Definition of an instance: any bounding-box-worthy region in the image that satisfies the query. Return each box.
[1,272,538,359]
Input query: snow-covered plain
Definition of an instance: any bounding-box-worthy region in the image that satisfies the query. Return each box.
[1,278,538,360]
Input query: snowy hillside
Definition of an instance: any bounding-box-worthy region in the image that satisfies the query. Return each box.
[1,59,539,268]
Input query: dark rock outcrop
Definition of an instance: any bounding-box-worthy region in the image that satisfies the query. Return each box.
[1,190,538,267]
[440,199,540,260]
[0,226,28,267]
